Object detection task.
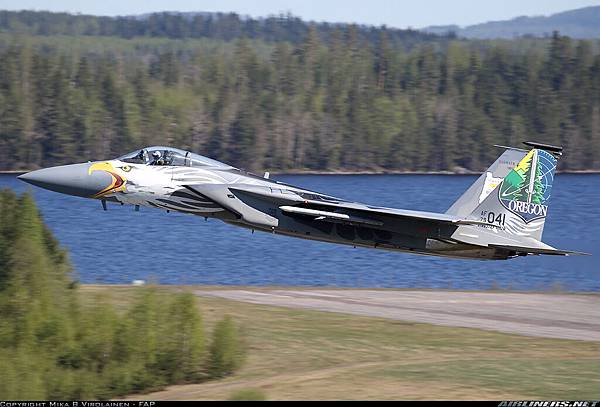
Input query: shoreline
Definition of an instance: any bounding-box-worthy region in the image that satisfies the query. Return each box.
[82,285,600,342]
[81,284,600,295]
[3,169,600,176]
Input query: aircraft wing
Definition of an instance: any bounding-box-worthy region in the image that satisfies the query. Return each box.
[277,201,492,227]
[186,183,493,228]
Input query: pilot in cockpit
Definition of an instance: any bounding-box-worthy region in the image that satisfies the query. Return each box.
[136,149,148,163]
[151,150,165,165]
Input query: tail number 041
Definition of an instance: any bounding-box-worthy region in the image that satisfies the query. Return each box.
[480,211,506,226]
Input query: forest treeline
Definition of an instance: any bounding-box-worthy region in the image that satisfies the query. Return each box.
[0,189,246,399]
[1,12,600,172]
[0,10,446,46]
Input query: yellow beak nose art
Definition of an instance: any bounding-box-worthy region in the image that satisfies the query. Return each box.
[88,162,127,198]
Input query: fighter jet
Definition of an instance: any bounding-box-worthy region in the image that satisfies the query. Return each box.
[18,141,587,260]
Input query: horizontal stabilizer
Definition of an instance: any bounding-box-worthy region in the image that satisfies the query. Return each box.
[523,141,563,156]
[489,244,590,256]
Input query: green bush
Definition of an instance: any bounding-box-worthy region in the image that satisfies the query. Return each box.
[228,388,267,401]
[208,315,247,378]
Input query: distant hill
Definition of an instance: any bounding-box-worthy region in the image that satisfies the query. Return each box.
[422,6,600,39]
[131,11,237,21]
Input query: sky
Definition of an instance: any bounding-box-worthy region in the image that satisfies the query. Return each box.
[0,0,599,28]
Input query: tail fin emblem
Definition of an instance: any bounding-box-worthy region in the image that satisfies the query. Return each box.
[498,149,557,223]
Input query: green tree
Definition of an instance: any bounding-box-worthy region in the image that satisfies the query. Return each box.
[208,315,246,378]
[0,192,247,399]
[156,292,205,382]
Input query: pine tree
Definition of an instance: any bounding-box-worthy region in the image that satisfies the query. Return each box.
[531,159,544,204]
[515,153,543,203]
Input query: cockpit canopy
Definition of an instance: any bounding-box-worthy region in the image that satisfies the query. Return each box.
[117,146,232,168]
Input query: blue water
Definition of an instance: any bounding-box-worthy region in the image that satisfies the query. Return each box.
[1,174,599,291]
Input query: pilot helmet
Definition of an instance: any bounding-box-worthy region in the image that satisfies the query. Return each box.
[152,151,162,159]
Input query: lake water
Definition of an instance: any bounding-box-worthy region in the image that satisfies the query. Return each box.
[1,174,598,291]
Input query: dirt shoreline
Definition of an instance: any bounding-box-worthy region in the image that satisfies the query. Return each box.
[84,285,600,341]
[83,284,600,295]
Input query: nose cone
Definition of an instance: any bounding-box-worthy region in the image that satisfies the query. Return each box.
[18,163,114,198]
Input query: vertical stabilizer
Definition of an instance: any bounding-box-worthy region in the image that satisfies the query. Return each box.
[446,147,528,217]
[462,144,560,241]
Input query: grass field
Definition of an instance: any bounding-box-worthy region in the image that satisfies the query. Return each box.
[81,285,600,401]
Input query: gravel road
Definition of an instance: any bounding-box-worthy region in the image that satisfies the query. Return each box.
[195,289,600,341]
